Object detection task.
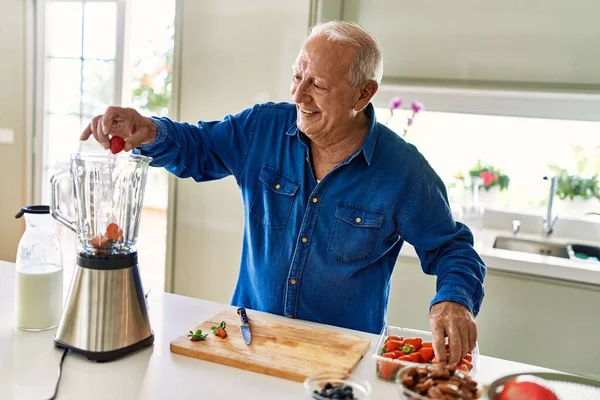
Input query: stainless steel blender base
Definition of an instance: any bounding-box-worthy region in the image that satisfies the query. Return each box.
[54,333,154,363]
[54,252,154,362]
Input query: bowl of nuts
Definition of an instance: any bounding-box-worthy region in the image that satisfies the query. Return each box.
[397,363,484,400]
[303,371,372,399]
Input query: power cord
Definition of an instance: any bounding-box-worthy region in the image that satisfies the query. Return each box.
[47,348,69,400]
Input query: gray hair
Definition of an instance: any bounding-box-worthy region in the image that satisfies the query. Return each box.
[308,20,383,87]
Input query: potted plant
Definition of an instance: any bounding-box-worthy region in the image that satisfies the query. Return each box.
[450,161,510,212]
[467,160,510,192]
[547,166,600,217]
[548,145,600,218]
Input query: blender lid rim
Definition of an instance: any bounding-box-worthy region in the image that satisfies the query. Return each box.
[70,152,153,163]
[15,205,51,218]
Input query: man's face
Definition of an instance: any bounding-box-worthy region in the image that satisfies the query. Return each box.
[290,35,365,137]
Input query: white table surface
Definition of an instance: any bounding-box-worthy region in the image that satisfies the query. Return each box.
[0,260,559,400]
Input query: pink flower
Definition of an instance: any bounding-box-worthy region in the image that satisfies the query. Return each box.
[480,171,498,187]
[411,101,424,113]
[407,117,413,126]
[389,96,402,110]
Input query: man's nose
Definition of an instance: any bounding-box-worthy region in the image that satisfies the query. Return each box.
[292,80,310,104]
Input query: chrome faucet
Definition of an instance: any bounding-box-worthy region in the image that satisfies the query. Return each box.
[512,220,521,235]
[542,175,559,236]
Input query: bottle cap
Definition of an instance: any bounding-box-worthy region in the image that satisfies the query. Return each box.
[15,205,51,219]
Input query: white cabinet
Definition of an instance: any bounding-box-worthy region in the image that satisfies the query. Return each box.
[343,0,600,89]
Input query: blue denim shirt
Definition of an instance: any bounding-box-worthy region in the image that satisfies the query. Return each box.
[135,102,486,334]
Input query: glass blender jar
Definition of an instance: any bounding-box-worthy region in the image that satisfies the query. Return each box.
[48,152,155,362]
[51,152,151,256]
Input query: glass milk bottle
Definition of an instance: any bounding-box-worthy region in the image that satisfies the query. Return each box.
[14,205,64,331]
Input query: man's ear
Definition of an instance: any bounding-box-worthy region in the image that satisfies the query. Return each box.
[354,80,379,112]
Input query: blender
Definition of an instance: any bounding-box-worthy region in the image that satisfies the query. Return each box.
[50,152,154,362]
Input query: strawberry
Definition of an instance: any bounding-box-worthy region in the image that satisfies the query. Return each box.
[377,360,398,381]
[387,335,403,342]
[421,341,433,348]
[398,353,421,363]
[401,343,415,354]
[393,350,406,358]
[211,321,227,339]
[109,135,125,154]
[404,337,422,351]
[418,347,435,363]
[215,328,227,339]
[90,235,109,249]
[384,340,404,352]
[106,222,121,241]
[381,352,396,359]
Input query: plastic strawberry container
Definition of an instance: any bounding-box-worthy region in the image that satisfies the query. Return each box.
[372,326,480,383]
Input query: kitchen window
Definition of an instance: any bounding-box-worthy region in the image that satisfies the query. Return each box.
[374,104,600,221]
[30,0,175,294]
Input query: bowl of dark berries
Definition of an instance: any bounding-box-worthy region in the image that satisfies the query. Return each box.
[303,371,372,399]
[397,363,483,400]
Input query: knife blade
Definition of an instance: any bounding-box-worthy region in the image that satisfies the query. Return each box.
[237,307,251,345]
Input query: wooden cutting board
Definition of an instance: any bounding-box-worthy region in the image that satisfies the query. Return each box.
[169,308,372,382]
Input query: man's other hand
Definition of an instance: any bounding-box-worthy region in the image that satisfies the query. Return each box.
[428,301,477,365]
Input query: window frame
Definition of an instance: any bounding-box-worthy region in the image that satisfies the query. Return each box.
[30,0,129,205]
[372,82,600,123]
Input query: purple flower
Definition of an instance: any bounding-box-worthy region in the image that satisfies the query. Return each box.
[407,117,413,126]
[389,96,402,110]
[411,101,423,113]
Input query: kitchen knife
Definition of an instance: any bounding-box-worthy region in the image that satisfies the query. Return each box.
[237,307,251,345]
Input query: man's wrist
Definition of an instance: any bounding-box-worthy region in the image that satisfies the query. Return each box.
[430,285,475,316]
[135,117,166,153]
[144,117,158,145]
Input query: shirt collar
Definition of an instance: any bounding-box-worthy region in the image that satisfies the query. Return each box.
[286,102,379,166]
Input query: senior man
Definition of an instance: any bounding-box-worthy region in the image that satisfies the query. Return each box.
[81,20,486,364]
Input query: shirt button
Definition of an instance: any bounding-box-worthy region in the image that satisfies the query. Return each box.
[305,157,309,162]
[275,184,281,190]
[355,217,361,223]
[301,237,307,243]
[312,197,318,203]
[290,279,297,285]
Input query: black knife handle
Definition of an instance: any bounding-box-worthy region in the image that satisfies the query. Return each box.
[237,307,249,324]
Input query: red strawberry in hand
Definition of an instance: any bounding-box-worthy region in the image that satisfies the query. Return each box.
[109,135,126,154]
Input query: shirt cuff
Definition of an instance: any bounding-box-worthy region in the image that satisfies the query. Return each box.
[135,117,168,153]
[430,284,475,316]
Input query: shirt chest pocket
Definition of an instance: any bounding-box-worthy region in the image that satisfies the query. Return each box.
[328,203,384,263]
[250,166,300,229]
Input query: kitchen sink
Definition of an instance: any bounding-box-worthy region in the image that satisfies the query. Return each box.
[493,236,570,259]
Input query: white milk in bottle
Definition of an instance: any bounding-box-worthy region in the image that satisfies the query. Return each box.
[14,206,64,331]
[15,263,63,330]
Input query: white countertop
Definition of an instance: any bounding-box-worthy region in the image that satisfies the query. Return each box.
[0,260,562,400]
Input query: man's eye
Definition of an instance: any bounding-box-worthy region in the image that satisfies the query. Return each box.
[293,75,301,81]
